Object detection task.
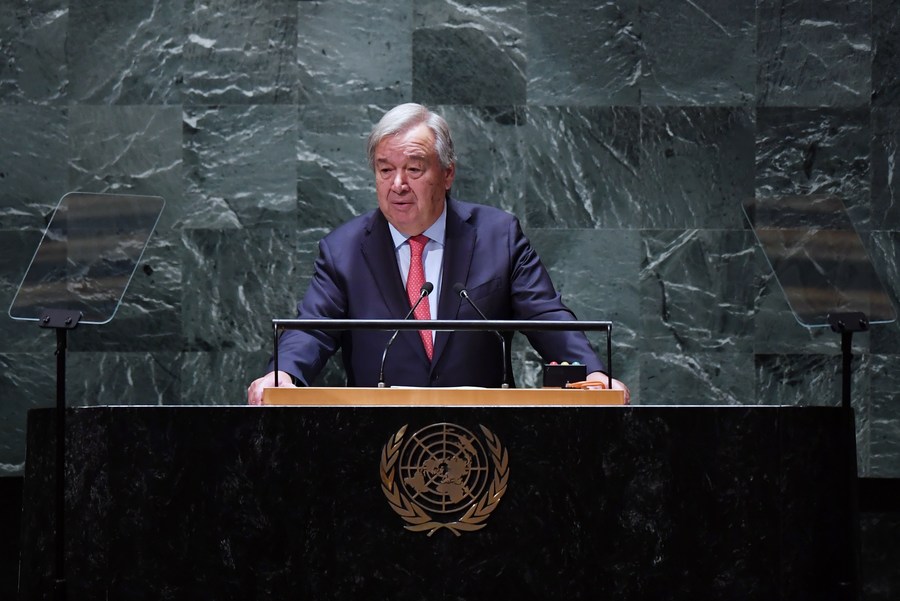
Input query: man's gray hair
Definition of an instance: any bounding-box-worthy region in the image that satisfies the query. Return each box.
[367,103,456,171]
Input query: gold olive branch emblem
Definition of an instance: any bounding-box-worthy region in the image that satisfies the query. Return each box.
[380,424,509,536]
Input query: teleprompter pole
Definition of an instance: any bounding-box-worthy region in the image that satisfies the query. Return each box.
[827,311,868,601]
[39,309,82,601]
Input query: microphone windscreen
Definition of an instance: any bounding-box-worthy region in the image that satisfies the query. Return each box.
[452,282,465,296]
[421,281,434,295]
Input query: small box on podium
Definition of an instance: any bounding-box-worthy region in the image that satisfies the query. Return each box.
[542,362,587,387]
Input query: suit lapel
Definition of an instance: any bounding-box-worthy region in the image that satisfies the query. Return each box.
[360,211,408,317]
[432,200,476,366]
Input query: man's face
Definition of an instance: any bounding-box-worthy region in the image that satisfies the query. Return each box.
[374,123,455,236]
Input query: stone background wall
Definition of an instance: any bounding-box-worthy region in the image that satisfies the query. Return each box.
[1,0,898,484]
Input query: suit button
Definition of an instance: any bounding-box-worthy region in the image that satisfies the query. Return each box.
[431,374,439,384]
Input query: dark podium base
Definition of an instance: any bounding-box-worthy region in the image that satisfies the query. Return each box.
[20,406,856,600]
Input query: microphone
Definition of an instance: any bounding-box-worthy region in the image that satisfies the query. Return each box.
[378,281,434,388]
[452,283,509,388]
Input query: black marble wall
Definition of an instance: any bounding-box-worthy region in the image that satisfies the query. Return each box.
[1,0,898,484]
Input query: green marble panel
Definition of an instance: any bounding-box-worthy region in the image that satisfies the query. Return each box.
[437,105,526,218]
[67,351,182,406]
[641,229,759,354]
[297,104,381,229]
[758,0,871,107]
[872,0,900,107]
[0,353,55,476]
[183,105,298,229]
[181,228,323,353]
[641,0,755,106]
[67,0,183,105]
[872,108,900,229]
[0,106,68,229]
[640,351,755,405]
[183,0,298,104]
[640,106,754,229]
[67,105,183,230]
[526,0,640,106]
[524,106,642,229]
[1,231,48,354]
[412,0,526,105]
[870,354,900,477]
[756,107,871,228]
[0,0,67,103]
[298,0,412,104]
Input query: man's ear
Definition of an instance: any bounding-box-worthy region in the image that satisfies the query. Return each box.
[444,163,456,190]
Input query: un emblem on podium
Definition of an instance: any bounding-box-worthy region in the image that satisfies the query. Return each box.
[380,423,509,536]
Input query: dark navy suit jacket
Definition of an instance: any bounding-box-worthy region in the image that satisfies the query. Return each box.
[271,198,604,387]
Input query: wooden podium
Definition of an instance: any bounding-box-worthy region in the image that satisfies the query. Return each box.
[263,386,626,406]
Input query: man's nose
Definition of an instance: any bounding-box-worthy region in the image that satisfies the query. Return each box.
[392,171,408,192]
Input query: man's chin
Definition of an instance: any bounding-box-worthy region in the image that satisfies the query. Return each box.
[385,214,419,234]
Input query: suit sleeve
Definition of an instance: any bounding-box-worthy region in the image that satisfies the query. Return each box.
[266,236,346,385]
[506,217,605,374]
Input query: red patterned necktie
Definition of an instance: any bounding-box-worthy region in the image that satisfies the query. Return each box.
[406,234,433,360]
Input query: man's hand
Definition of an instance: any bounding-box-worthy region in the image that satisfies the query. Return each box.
[247,370,297,406]
[587,371,631,404]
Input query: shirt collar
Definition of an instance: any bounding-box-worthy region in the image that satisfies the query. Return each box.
[387,202,448,249]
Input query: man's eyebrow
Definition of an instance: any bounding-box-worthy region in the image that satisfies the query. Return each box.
[376,153,426,163]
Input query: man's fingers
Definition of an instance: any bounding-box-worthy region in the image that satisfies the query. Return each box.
[248,372,297,405]
[275,371,297,388]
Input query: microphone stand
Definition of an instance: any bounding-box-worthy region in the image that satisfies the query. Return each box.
[454,284,509,388]
[377,330,403,388]
[379,282,433,387]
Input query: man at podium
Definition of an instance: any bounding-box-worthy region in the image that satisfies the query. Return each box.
[248,103,627,404]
